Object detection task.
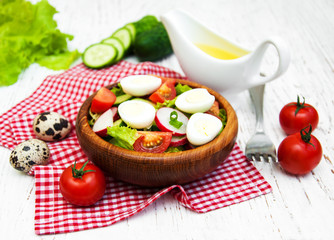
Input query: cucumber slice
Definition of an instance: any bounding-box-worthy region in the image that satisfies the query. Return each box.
[102,37,125,62]
[83,43,118,68]
[113,119,123,127]
[131,98,156,108]
[114,93,132,105]
[124,23,136,42]
[112,27,132,52]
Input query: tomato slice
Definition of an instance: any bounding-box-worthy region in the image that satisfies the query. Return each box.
[149,75,176,86]
[133,131,172,153]
[148,78,176,103]
[205,101,220,118]
[91,87,116,113]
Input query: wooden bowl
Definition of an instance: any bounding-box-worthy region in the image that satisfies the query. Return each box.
[76,78,238,187]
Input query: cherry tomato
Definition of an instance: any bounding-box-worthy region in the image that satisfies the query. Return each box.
[279,96,319,135]
[133,131,172,153]
[149,78,176,103]
[91,87,116,113]
[205,101,220,118]
[59,161,106,206]
[277,125,322,175]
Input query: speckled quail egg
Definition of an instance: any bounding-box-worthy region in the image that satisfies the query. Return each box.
[9,139,50,173]
[33,112,71,141]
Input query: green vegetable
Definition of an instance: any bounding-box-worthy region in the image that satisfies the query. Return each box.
[175,83,192,95]
[169,111,183,129]
[124,23,136,42]
[83,14,172,69]
[102,37,125,62]
[82,43,118,69]
[219,108,227,128]
[131,98,156,108]
[36,50,80,70]
[88,108,101,126]
[132,15,159,37]
[114,94,133,105]
[165,146,184,153]
[155,98,176,109]
[113,119,124,127]
[0,0,79,86]
[111,84,133,105]
[133,22,173,61]
[112,28,132,53]
[110,83,125,96]
[107,125,138,150]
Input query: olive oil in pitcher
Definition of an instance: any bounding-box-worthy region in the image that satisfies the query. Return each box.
[194,43,248,60]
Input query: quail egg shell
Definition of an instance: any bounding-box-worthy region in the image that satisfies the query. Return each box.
[175,88,215,113]
[9,139,50,173]
[186,113,223,146]
[33,112,71,141]
[118,100,156,129]
[120,75,162,96]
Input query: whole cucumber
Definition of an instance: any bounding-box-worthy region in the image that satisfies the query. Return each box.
[132,15,159,37]
[133,22,173,62]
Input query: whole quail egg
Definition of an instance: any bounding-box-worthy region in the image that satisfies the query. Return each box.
[9,139,50,173]
[33,112,71,141]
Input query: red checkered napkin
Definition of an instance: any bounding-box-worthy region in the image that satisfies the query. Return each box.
[0,61,272,235]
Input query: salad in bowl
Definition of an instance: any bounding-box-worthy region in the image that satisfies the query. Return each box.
[76,75,238,187]
[88,75,227,153]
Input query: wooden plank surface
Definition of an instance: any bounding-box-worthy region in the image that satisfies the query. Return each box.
[1,0,333,239]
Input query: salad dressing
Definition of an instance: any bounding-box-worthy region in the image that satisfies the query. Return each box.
[194,43,248,60]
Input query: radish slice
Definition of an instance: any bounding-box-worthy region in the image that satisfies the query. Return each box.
[170,135,188,147]
[111,106,120,121]
[155,107,188,136]
[93,109,114,137]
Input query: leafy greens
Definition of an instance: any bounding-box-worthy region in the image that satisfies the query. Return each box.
[0,0,80,86]
[107,125,138,150]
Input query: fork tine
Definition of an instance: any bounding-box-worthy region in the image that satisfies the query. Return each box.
[268,154,278,163]
[247,153,278,162]
[247,154,261,162]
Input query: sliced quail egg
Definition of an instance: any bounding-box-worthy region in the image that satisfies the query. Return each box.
[9,139,50,173]
[118,100,156,129]
[186,113,222,146]
[120,75,162,96]
[175,88,215,113]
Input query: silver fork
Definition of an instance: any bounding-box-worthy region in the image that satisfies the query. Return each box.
[245,84,277,162]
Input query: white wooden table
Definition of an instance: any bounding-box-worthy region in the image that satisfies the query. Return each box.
[1,0,334,239]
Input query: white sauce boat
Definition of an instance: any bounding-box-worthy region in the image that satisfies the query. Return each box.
[161,9,291,100]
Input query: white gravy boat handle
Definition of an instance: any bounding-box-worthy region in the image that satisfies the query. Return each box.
[248,36,291,86]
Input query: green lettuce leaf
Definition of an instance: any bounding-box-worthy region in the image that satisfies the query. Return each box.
[175,83,192,95]
[110,83,126,96]
[155,98,176,109]
[165,146,184,153]
[0,0,80,86]
[219,108,227,128]
[107,125,138,150]
[37,50,80,70]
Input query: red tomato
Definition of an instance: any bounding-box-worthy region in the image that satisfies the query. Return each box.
[133,131,172,153]
[148,78,176,103]
[279,96,319,135]
[91,87,116,113]
[277,125,322,175]
[59,161,106,206]
[205,101,220,119]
